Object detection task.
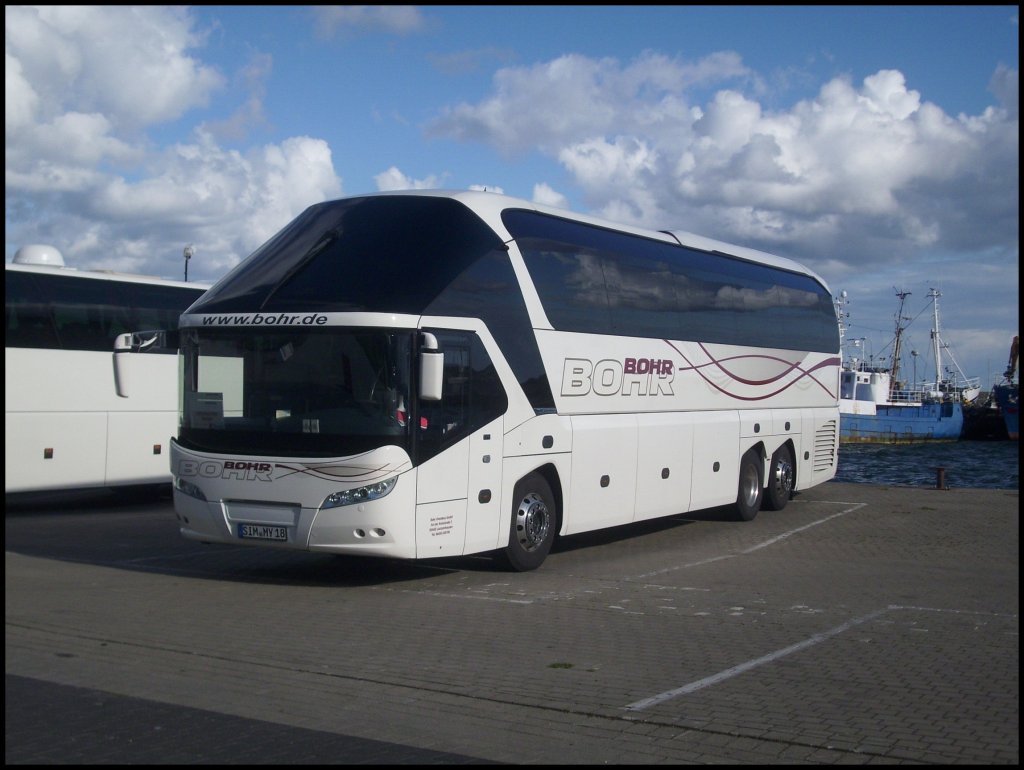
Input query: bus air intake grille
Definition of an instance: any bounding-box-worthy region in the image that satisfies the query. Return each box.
[813,420,838,472]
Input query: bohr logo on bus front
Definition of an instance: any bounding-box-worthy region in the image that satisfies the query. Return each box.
[178,459,274,481]
[561,357,675,397]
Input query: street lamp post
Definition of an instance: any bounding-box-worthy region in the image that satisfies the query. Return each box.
[183,245,194,282]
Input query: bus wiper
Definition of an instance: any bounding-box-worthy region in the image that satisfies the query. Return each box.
[259,228,341,311]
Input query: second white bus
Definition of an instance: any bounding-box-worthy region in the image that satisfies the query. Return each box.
[121,191,840,570]
[5,246,209,493]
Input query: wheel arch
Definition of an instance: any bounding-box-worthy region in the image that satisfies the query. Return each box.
[747,440,767,470]
[528,462,563,536]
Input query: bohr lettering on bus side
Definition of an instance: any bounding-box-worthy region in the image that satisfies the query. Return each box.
[561,357,675,397]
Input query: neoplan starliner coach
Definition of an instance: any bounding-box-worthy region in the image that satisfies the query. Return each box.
[116,191,841,570]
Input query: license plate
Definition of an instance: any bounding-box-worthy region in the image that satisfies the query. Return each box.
[238,523,288,541]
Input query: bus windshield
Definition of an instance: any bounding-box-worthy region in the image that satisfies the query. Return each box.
[178,328,413,458]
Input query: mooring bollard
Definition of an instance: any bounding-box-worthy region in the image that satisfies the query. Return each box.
[935,467,947,490]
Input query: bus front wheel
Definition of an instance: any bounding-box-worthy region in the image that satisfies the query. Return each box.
[734,450,763,521]
[501,473,555,571]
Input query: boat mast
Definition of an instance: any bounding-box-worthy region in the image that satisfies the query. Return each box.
[890,289,911,386]
[929,288,943,387]
[834,290,850,364]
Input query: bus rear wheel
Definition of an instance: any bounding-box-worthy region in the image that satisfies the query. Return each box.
[501,473,555,571]
[734,450,763,521]
[763,445,794,511]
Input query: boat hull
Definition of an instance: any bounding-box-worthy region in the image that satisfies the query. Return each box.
[840,402,963,443]
[992,383,1019,440]
[962,402,1010,440]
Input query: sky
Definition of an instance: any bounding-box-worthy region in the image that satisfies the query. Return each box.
[5,5,1019,388]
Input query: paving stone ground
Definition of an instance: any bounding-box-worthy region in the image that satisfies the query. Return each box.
[5,482,1019,764]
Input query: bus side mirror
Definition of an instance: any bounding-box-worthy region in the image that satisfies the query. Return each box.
[419,332,444,401]
[113,333,133,398]
[112,330,177,398]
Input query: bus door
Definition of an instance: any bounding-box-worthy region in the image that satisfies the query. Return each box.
[413,328,506,559]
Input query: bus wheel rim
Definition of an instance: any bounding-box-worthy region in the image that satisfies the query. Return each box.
[741,464,760,508]
[773,458,794,496]
[516,492,550,552]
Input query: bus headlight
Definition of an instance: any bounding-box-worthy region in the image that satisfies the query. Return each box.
[175,476,208,502]
[321,477,398,509]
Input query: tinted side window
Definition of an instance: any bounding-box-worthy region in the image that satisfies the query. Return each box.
[503,211,615,335]
[417,330,507,465]
[48,275,132,350]
[5,271,204,351]
[504,209,838,353]
[602,243,684,339]
[426,249,555,411]
[5,271,60,349]
[132,283,205,332]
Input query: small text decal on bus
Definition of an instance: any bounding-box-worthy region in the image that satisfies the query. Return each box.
[200,313,329,326]
[178,459,274,482]
[561,358,675,397]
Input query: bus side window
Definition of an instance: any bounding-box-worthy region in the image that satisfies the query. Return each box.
[417,331,508,464]
[5,272,60,349]
[131,283,202,338]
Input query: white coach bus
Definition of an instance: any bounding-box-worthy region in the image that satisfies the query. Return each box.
[118,191,840,570]
[5,245,209,493]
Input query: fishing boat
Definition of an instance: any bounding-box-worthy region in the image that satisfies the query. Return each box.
[836,288,980,443]
[962,389,1010,440]
[992,335,1019,440]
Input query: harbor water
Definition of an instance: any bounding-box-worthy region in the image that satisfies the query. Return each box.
[833,440,1019,490]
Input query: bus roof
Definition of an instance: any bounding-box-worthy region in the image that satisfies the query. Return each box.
[328,189,829,289]
[5,260,211,291]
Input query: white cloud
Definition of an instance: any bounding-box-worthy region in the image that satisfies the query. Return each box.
[5,50,38,132]
[5,6,223,129]
[5,7,343,281]
[693,90,763,156]
[861,70,921,120]
[532,183,569,209]
[253,136,343,242]
[988,63,1018,117]
[8,111,141,176]
[202,52,273,142]
[427,51,750,155]
[11,132,343,279]
[429,52,1018,282]
[312,6,427,37]
[374,166,447,191]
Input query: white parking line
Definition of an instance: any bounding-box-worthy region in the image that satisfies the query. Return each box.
[742,503,867,553]
[629,501,867,580]
[624,605,892,711]
[623,603,1017,712]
